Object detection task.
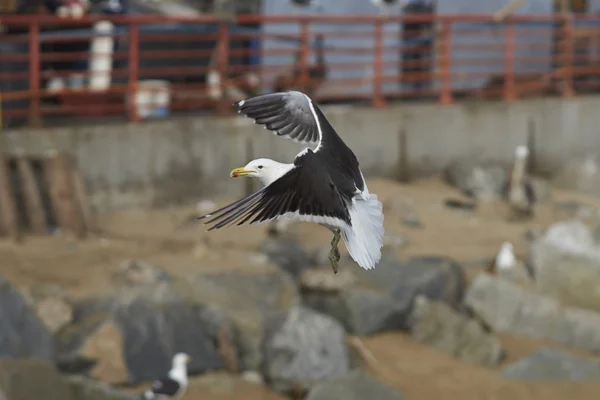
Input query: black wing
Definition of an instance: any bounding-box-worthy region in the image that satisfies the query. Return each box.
[149,377,181,397]
[197,150,351,230]
[235,91,364,193]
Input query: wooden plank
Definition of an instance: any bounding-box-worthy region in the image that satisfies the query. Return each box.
[16,156,47,235]
[44,154,86,239]
[0,156,22,242]
[71,160,94,233]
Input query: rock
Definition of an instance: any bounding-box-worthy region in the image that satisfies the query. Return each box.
[402,212,423,228]
[302,252,465,336]
[262,306,350,394]
[66,375,135,400]
[465,273,600,352]
[260,238,311,278]
[0,275,54,361]
[444,160,508,200]
[530,220,600,311]
[503,348,600,381]
[187,265,300,372]
[552,154,600,196]
[306,370,405,400]
[409,296,504,367]
[112,259,171,286]
[57,281,227,384]
[0,358,72,400]
[21,283,73,334]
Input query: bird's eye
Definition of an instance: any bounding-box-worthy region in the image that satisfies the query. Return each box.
[258,165,263,169]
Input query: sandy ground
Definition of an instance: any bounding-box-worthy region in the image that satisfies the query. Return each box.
[2,176,600,399]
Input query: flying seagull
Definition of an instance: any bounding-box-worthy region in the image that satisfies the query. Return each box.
[141,353,190,400]
[196,91,385,273]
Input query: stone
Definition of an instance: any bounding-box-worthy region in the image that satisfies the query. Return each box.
[302,252,466,336]
[186,265,300,372]
[66,375,135,400]
[503,348,600,381]
[56,281,227,384]
[444,160,508,200]
[0,275,54,361]
[465,273,600,352]
[530,220,600,311]
[21,283,73,334]
[259,238,311,278]
[0,358,72,400]
[552,154,600,196]
[306,370,405,400]
[262,306,350,394]
[112,259,171,286]
[409,296,504,367]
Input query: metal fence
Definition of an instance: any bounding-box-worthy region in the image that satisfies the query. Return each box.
[1,13,600,128]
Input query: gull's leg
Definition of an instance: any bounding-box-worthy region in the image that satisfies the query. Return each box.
[328,228,341,274]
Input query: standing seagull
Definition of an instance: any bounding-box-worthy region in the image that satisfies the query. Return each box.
[197,91,385,273]
[141,353,190,400]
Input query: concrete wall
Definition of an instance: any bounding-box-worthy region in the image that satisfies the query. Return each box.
[3,96,600,212]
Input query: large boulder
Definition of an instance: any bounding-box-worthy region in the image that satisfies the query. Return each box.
[0,358,72,400]
[444,160,508,200]
[530,220,600,311]
[465,273,600,352]
[185,264,300,372]
[56,280,227,384]
[306,370,405,400]
[301,252,465,336]
[503,348,600,381]
[259,238,311,279]
[409,296,504,367]
[262,305,349,394]
[0,275,54,361]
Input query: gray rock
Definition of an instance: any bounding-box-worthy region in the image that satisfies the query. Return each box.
[260,238,311,278]
[306,370,405,400]
[444,160,508,200]
[0,275,54,361]
[465,273,600,352]
[409,296,504,367]
[66,375,135,400]
[187,265,300,371]
[0,358,72,400]
[21,283,73,334]
[503,348,600,381]
[303,252,466,336]
[57,281,227,384]
[112,259,171,286]
[552,154,600,196]
[530,220,600,311]
[262,306,349,393]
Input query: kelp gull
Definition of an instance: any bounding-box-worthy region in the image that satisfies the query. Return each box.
[141,353,190,400]
[197,91,385,273]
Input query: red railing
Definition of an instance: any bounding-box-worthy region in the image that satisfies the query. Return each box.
[1,13,600,127]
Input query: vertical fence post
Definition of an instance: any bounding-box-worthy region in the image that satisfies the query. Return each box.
[128,22,140,122]
[503,21,516,102]
[299,20,310,91]
[372,19,386,108]
[439,20,453,105]
[561,14,574,97]
[216,21,230,116]
[29,20,41,127]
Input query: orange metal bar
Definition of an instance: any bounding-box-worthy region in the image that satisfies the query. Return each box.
[216,21,230,116]
[128,22,140,122]
[299,21,310,87]
[28,21,41,126]
[503,22,517,102]
[439,21,453,105]
[372,20,386,108]
[561,15,574,97]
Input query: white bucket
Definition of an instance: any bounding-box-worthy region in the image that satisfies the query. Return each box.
[134,80,171,119]
[89,20,114,92]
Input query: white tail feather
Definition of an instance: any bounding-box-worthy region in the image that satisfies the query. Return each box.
[342,194,385,270]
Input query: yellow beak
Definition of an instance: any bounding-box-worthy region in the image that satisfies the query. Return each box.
[230,167,254,178]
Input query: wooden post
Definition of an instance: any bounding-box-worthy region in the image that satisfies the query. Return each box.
[71,160,94,233]
[44,153,85,239]
[16,155,47,234]
[0,156,22,242]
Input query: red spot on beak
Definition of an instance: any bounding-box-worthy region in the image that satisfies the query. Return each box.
[232,173,239,178]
